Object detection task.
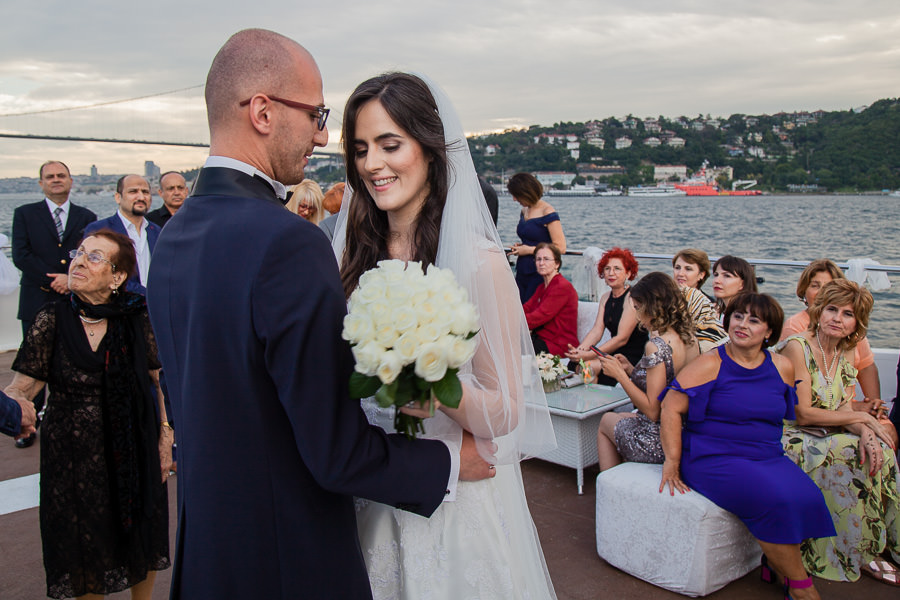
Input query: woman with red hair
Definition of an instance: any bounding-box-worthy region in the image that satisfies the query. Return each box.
[566,247,647,386]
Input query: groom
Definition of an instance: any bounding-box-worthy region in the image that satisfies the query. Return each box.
[147,29,493,599]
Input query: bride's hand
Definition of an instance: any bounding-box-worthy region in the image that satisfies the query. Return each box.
[398,395,442,419]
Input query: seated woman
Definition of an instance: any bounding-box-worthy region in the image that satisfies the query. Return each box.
[672,248,711,294]
[671,248,725,351]
[777,279,900,585]
[660,293,835,600]
[711,254,757,320]
[594,272,699,470]
[566,247,647,386]
[506,172,567,303]
[522,243,578,355]
[781,259,887,430]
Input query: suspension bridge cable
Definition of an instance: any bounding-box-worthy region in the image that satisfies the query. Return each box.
[0,84,205,118]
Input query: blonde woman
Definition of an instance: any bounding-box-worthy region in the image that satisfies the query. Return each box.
[287,179,325,224]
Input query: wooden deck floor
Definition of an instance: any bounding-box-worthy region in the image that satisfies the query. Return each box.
[0,349,889,599]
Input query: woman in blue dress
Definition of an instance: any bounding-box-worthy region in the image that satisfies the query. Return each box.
[659,293,835,600]
[506,173,567,303]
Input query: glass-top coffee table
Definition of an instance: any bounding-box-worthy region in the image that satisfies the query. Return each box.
[537,384,631,494]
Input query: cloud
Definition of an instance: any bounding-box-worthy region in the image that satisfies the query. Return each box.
[0,1,898,177]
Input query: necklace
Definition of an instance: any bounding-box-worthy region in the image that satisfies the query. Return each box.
[815,330,840,403]
[79,314,105,337]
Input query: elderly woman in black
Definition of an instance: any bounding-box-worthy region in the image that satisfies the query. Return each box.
[4,229,171,599]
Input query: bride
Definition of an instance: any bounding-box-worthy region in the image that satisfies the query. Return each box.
[333,72,558,599]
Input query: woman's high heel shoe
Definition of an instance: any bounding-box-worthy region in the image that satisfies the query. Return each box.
[783,575,813,600]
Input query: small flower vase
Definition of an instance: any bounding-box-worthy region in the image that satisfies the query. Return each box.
[542,377,561,394]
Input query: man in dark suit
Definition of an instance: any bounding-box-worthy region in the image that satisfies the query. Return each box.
[147,171,188,228]
[147,29,492,599]
[11,160,96,447]
[84,174,160,295]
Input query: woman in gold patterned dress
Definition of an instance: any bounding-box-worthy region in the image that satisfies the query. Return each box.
[777,279,900,585]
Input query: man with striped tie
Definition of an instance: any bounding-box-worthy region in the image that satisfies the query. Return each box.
[10,160,96,447]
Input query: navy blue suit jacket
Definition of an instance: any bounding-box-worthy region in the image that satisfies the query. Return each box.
[12,200,96,322]
[147,167,451,599]
[84,214,160,295]
[0,392,22,437]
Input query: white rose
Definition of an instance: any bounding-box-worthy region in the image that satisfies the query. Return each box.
[404,261,425,279]
[430,307,455,337]
[357,276,388,305]
[376,259,407,273]
[415,297,439,324]
[376,350,404,385]
[415,342,449,382]
[392,305,419,335]
[416,322,442,344]
[444,336,478,369]
[394,331,420,363]
[358,268,378,289]
[352,341,383,376]
[385,279,411,302]
[408,284,430,306]
[373,321,400,349]
[369,300,393,327]
[450,303,479,335]
[342,312,376,345]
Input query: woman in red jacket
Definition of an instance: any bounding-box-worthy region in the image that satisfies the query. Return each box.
[523,243,579,355]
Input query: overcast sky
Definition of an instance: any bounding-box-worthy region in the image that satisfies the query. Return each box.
[0,1,897,180]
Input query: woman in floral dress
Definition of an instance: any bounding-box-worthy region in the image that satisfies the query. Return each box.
[778,279,900,585]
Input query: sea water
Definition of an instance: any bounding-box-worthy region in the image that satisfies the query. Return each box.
[1,192,899,347]
[497,193,900,348]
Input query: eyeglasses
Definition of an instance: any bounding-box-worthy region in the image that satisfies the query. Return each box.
[70,249,116,271]
[239,95,330,131]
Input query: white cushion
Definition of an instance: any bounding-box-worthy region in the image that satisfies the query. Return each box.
[596,463,761,597]
[577,301,600,342]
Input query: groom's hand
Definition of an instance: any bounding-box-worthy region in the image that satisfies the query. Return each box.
[458,431,496,481]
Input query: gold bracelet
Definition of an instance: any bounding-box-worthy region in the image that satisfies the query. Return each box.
[161,421,174,431]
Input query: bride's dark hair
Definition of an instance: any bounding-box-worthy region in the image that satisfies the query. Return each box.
[340,72,450,298]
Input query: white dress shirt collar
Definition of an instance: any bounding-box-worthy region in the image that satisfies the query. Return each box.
[204,156,287,200]
[45,197,70,231]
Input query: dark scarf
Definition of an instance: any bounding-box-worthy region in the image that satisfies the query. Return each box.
[59,292,158,534]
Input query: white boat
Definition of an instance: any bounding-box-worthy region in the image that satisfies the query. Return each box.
[627,184,688,197]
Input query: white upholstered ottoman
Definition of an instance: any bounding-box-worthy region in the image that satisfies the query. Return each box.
[595,462,761,597]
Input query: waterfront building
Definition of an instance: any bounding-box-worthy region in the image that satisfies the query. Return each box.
[534,171,576,187]
[654,165,687,181]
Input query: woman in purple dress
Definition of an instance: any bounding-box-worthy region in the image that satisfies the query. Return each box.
[506,173,566,303]
[659,293,834,600]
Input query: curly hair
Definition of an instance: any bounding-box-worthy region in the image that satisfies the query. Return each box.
[339,73,449,298]
[672,248,711,288]
[630,272,695,345]
[597,247,638,280]
[795,258,844,303]
[807,279,873,350]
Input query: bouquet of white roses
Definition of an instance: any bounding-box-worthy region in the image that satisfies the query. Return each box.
[536,352,567,382]
[343,260,479,439]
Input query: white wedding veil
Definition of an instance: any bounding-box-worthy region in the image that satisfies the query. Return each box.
[332,74,556,464]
